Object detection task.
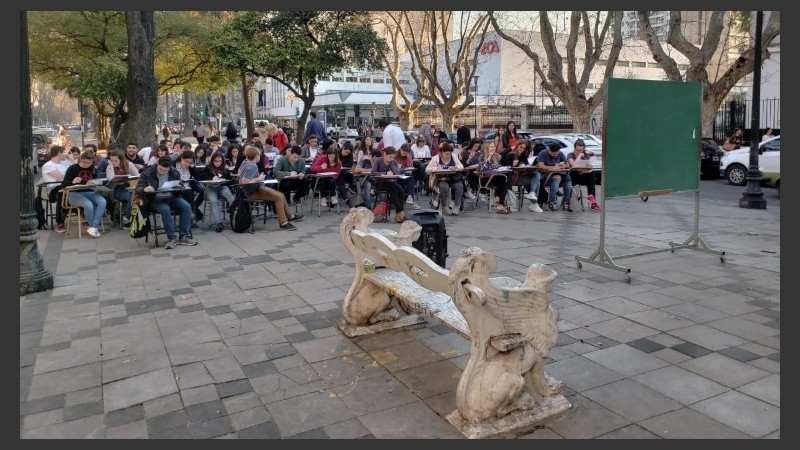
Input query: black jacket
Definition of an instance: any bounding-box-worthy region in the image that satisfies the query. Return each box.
[456,125,471,145]
[135,164,181,195]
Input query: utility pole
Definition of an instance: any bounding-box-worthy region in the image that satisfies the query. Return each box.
[19,11,53,295]
[739,11,766,209]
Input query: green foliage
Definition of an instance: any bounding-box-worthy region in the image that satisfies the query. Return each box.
[730,11,751,34]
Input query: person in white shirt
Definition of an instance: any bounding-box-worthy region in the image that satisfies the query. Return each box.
[410,135,431,159]
[40,146,70,232]
[378,118,406,151]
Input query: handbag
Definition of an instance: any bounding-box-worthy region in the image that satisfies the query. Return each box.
[347,191,364,208]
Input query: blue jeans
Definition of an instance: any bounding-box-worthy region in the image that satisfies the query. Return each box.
[362,179,374,210]
[403,174,416,200]
[112,185,133,218]
[68,191,107,228]
[544,173,572,205]
[529,172,541,198]
[206,185,234,224]
[152,196,193,240]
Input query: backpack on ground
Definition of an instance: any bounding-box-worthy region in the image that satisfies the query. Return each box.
[372,200,388,222]
[229,190,252,233]
[129,204,151,239]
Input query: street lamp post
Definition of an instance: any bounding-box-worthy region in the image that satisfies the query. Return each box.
[20,11,53,295]
[473,76,479,136]
[739,11,766,209]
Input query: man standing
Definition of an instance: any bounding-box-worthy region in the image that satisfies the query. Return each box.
[456,119,471,146]
[379,118,405,151]
[281,119,294,144]
[303,111,327,144]
[418,117,432,147]
[194,122,206,144]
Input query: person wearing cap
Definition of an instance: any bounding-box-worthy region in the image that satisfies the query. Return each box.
[534,142,573,211]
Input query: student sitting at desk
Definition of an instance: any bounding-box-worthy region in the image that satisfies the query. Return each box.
[61,151,107,238]
[396,144,420,209]
[240,144,304,231]
[566,138,600,211]
[273,145,309,206]
[311,147,347,207]
[370,146,407,223]
[174,150,206,221]
[477,141,512,214]
[136,156,197,248]
[426,142,464,215]
[353,149,379,210]
[534,143,573,211]
[105,149,140,226]
[200,153,236,232]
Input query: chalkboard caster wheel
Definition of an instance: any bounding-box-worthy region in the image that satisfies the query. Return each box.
[720,256,725,263]
[624,273,631,282]
[576,261,583,269]
[640,196,648,202]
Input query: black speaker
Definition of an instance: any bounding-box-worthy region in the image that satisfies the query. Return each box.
[405,209,447,268]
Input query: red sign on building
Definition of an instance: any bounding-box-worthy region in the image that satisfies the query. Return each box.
[479,41,500,55]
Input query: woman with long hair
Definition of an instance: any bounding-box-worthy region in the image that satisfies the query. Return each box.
[106,148,140,225]
[200,152,236,232]
[501,121,519,150]
[478,141,511,214]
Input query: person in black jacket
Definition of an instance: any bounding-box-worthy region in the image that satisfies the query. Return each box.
[225,121,239,142]
[456,119,471,146]
[135,156,197,249]
[61,151,107,238]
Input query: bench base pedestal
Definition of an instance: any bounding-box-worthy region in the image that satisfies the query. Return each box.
[445,395,571,439]
[338,314,427,338]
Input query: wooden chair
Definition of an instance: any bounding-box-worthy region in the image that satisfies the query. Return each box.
[61,185,106,238]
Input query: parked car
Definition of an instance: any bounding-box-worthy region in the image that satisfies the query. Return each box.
[536,134,604,183]
[480,130,536,143]
[33,132,52,166]
[720,136,780,186]
[699,138,724,179]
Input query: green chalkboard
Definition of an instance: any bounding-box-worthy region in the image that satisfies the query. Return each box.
[604,78,701,198]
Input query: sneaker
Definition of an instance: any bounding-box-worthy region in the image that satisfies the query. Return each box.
[586,194,597,204]
[279,222,297,231]
[330,196,338,206]
[394,211,406,223]
[86,227,101,238]
[590,202,602,212]
[451,206,460,216]
[55,224,67,233]
[215,222,225,233]
[465,191,476,200]
[529,203,543,213]
[563,202,574,212]
[431,199,439,208]
[288,214,304,222]
[165,237,179,249]
[547,202,557,211]
[122,217,132,227]
[524,192,538,201]
[178,236,198,246]
[409,202,421,210]
[443,205,453,215]
[320,197,328,207]
[405,196,415,205]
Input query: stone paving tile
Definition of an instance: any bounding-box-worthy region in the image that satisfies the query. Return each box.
[266,390,354,437]
[545,356,625,392]
[583,344,669,377]
[237,421,282,439]
[103,405,144,427]
[690,391,780,438]
[180,384,220,407]
[632,366,730,405]
[582,379,683,422]
[322,418,372,439]
[679,353,770,388]
[357,401,456,439]
[63,401,104,422]
[105,420,148,439]
[20,394,66,416]
[229,406,271,432]
[142,393,183,419]
[20,414,105,439]
[331,375,418,417]
[638,408,751,439]
[596,424,660,439]
[27,363,102,401]
[668,325,747,352]
[543,395,630,439]
[367,340,445,373]
[736,374,780,407]
[103,368,178,413]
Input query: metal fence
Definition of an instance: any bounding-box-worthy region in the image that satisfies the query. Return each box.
[713,98,780,143]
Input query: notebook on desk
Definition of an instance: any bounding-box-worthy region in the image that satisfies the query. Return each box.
[571,159,591,169]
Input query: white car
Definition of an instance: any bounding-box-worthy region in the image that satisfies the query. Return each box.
[720,136,780,186]
[536,134,604,181]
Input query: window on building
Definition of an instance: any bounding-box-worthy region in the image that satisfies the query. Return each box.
[359,77,371,83]
[399,79,410,85]
[384,78,392,84]
[647,62,660,69]
[597,59,607,66]
[632,61,646,68]
[615,60,629,68]
[346,76,357,82]
[331,76,343,82]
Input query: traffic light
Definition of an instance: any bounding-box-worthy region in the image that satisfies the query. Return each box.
[199,109,206,118]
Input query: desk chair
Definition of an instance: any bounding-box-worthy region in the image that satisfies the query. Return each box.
[37,183,59,230]
[475,172,507,212]
[310,175,341,217]
[277,178,304,214]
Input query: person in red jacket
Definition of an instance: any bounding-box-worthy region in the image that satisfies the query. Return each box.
[267,123,288,153]
[310,142,347,207]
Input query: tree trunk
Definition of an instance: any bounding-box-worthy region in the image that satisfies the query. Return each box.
[94,112,110,149]
[398,110,415,131]
[440,109,457,133]
[563,98,591,133]
[241,71,253,141]
[119,12,157,150]
[181,88,191,137]
[296,100,311,145]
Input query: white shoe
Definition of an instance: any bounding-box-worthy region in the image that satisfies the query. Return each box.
[443,206,453,215]
[330,196,338,206]
[529,203,543,213]
[86,227,101,238]
[431,199,439,208]
[405,196,415,205]
[451,207,460,216]
[524,192,538,201]
[320,197,328,207]
[465,191,476,200]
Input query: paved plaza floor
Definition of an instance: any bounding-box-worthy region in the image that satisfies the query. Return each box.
[20,191,780,438]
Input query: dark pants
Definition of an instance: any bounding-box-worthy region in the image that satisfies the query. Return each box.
[315,177,348,200]
[278,178,309,203]
[570,171,596,197]
[483,175,509,206]
[48,188,65,225]
[376,179,404,213]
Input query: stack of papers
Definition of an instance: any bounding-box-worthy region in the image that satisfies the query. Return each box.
[158,180,181,190]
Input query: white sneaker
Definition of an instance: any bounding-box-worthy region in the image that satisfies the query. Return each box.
[431,199,439,208]
[451,207,460,216]
[330,196,338,206]
[443,206,453,215]
[405,196,415,205]
[320,197,328,207]
[524,192,538,201]
[529,203,544,213]
[86,227,101,238]
[465,191,476,200]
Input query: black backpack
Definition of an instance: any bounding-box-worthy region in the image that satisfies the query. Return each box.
[229,190,252,233]
[129,204,151,239]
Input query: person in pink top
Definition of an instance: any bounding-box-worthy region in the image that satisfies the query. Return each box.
[310,143,346,207]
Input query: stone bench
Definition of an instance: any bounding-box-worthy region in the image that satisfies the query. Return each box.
[338,207,571,439]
